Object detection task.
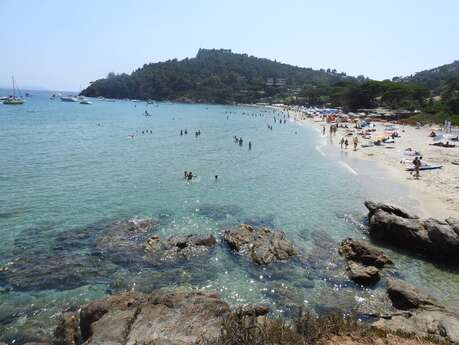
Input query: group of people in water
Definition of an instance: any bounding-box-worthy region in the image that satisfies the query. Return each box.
[233,136,252,149]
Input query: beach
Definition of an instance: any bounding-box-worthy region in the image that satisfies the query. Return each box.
[291,112,459,219]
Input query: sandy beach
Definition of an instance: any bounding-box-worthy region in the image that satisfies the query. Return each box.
[291,113,459,219]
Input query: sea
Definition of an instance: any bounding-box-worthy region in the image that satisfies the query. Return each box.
[1,90,459,342]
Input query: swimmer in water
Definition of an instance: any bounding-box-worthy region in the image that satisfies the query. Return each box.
[215,175,218,181]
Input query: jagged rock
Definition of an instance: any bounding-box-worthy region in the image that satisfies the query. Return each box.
[373,278,459,343]
[366,202,459,263]
[386,278,442,310]
[339,238,392,269]
[346,261,380,286]
[144,234,216,263]
[77,291,231,345]
[374,310,459,343]
[338,238,392,286]
[223,224,296,265]
[446,217,459,236]
[364,201,418,220]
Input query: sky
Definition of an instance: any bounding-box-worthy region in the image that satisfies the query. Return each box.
[1,0,458,91]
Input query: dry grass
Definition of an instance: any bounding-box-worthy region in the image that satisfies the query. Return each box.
[202,308,452,345]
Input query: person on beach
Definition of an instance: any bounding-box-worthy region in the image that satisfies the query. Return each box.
[344,138,349,149]
[353,136,359,151]
[340,137,345,149]
[412,157,421,179]
[322,126,326,135]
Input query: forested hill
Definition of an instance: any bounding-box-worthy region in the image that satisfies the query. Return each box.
[396,60,459,93]
[80,49,356,103]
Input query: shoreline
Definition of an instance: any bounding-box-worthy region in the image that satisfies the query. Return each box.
[285,109,459,219]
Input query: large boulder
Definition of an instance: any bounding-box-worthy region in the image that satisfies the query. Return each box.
[339,238,392,269]
[373,278,459,343]
[346,261,380,286]
[386,278,441,311]
[75,291,230,345]
[364,201,418,220]
[338,238,392,286]
[365,202,459,263]
[223,224,296,265]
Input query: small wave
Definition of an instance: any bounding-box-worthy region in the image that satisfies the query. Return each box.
[315,145,326,157]
[338,161,358,175]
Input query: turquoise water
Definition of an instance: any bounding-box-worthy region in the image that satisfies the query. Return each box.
[1,92,459,342]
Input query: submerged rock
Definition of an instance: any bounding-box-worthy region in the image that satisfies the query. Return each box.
[0,253,116,291]
[223,224,296,265]
[365,201,459,264]
[144,234,216,263]
[196,204,243,220]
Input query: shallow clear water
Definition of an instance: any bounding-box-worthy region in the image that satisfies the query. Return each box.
[1,92,458,341]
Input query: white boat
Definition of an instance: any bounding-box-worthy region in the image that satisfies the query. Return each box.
[3,77,25,105]
[61,96,78,102]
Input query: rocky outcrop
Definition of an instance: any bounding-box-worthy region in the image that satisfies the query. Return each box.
[338,238,392,286]
[55,291,231,345]
[365,201,459,263]
[339,238,392,269]
[223,224,296,265]
[373,278,459,343]
[386,278,442,310]
[144,234,216,263]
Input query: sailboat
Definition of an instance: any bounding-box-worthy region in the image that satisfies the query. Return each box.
[3,77,25,105]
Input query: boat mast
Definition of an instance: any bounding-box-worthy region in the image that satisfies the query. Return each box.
[12,76,16,98]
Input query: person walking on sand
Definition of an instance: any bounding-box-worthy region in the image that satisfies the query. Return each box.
[344,138,349,149]
[353,136,359,151]
[340,137,345,149]
[413,157,421,179]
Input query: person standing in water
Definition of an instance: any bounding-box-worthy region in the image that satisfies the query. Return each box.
[248,141,252,150]
[180,130,183,136]
[340,137,345,149]
[344,138,349,149]
[353,136,359,151]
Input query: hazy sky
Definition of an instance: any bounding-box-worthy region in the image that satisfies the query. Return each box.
[1,0,458,91]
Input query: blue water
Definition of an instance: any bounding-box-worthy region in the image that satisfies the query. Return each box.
[1,92,459,342]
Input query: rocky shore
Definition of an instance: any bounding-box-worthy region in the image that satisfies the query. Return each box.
[2,202,459,344]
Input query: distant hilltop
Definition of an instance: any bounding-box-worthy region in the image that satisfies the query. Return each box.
[80,48,355,104]
[81,49,459,123]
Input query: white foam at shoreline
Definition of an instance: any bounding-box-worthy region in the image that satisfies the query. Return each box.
[338,161,358,175]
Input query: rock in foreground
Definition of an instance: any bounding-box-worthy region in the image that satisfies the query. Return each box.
[373,278,459,343]
[223,224,296,265]
[56,291,231,345]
